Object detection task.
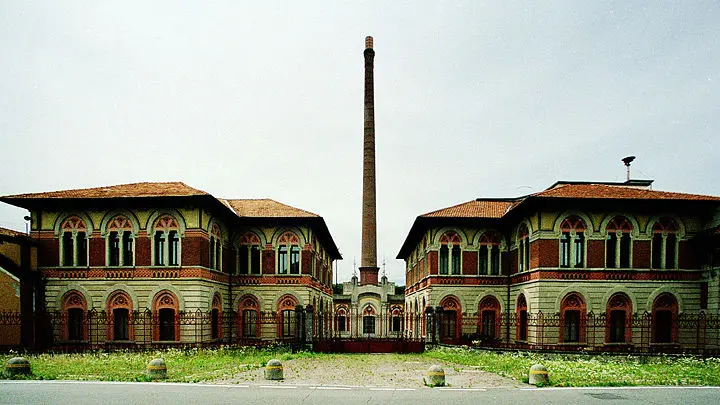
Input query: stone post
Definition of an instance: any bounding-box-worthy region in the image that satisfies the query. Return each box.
[305,305,314,343]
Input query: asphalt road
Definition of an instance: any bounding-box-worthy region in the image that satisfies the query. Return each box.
[2,381,720,405]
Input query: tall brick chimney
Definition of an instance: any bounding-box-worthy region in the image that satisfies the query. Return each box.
[359,36,379,286]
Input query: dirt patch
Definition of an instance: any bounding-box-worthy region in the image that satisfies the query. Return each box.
[214,354,527,388]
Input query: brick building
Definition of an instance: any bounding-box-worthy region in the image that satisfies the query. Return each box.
[0,182,340,345]
[398,180,720,349]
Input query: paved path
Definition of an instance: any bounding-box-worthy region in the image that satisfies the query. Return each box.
[2,381,720,405]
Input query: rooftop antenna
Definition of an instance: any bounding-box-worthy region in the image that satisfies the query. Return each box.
[621,156,636,182]
[382,257,387,278]
[352,257,357,277]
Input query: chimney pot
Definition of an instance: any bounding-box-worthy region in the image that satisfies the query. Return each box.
[365,36,373,49]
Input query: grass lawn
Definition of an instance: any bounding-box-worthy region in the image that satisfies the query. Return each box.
[2,346,312,383]
[3,346,720,387]
[425,346,720,387]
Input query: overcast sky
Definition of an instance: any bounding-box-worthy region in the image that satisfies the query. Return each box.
[1,2,718,284]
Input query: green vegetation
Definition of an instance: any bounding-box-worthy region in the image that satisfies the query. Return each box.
[2,346,311,383]
[425,346,720,387]
[4,346,720,386]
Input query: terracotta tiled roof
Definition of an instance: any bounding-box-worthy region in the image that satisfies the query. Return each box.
[421,199,516,219]
[1,182,209,200]
[532,183,720,201]
[0,226,26,237]
[222,199,319,218]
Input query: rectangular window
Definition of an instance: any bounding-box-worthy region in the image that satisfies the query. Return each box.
[573,233,584,267]
[68,308,84,341]
[392,316,402,332]
[154,232,165,266]
[451,246,461,275]
[519,310,528,341]
[478,247,488,275]
[278,246,288,274]
[122,232,133,266]
[620,233,631,268]
[439,246,449,275]
[290,246,300,274]
[523,239,530,270]
[652,234,662,269]
[337,316,346,332]
[243,310,257,337]
[238,246,249,274]
[76,232,87,266]
[490,247,500,275]
[282,309,296,337]
[363,316,376,335]
[609,310,626,343]
[209,238,216,269]
[62,232,74,266]
[250,246,261,274]
[441,311,456,338]
[168,231,179,266]
[113,308,129,340]
[560,233,571,267]
[606,234,617,268]
[564,310,580,342]
[109,231,120,266]
[665,234,676,269]
[481,311,495,338]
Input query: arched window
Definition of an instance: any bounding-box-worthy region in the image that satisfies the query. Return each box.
[478,296,500,340]
[652,218,680,270]
[61,291,87,341]
[211,293,222,339]
[606,293,631,344]
[238,295,260,338]
[560,216,587,268]
[277,232,301,275]
[277,295,298,338]
[516,294,528,341]
[439,296,461,342]
[517,224,530,272]
[606,216,633,268]
[478,231,502,275]
[390,306,403,334]
[560,293,586,343]
[238,232,262,275]
[60,216,88,267]
[107,290,133,341]
[153,291,179,341]
[362,305,376,335]
[209,223,223,272]
[439,231,462,275]
[335,306,349,333]
[105,216,135,267]
[652,293,678,344]
[152,215,181,266]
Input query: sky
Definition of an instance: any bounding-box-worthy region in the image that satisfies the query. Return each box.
[0,2,718,284]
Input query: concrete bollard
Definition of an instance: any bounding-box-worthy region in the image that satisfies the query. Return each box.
[4,357,31,377]
[426,365,445,387]
[264,359,284,380]
[146,358,167,380]
[529,364,549,386]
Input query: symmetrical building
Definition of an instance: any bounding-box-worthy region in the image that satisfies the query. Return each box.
[398,180,720,348]
[0,182,340,345]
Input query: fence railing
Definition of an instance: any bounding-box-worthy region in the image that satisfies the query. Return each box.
[4,309,720,354]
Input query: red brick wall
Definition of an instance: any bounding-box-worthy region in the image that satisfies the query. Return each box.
[587,240,604,268]
[37,239,58,267]
[428,251,438,275]
[633,240,651,268]
[536,239,559,267]
[510,250,518,274]
[462,251,477,275]
[263,249,275,274]
[301,251,311,275]
[89,238,104,266]
[135,237,150,266]
[502,252,511,275]
[182,236,204,267]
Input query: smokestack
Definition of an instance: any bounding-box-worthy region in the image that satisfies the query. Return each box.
[360,36,379,286]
